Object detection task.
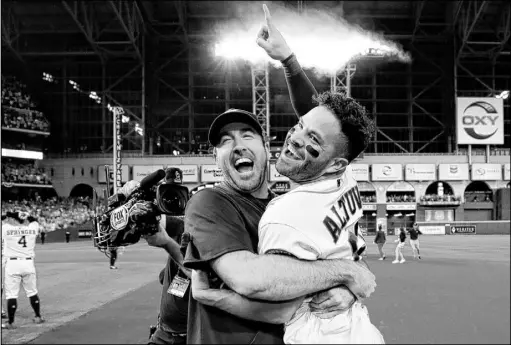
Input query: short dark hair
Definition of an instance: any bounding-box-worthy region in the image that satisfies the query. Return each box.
[312,91,375,162]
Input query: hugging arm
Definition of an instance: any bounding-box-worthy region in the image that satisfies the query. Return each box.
[184,190,374,302]
[191,269,303,324]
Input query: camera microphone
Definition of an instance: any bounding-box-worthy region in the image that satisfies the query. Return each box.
[140,169,166,191]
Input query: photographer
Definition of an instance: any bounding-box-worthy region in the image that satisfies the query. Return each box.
[144,216,189,345]
[133,168,191,344]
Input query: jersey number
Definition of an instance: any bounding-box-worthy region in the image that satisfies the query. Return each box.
[18,236,27,248]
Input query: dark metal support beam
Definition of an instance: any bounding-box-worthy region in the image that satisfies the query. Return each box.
[416,130,445,153]
[1,6,23,62]
[412,0,426,43]
[108,0,142,61]
[457,1,488,61]
[61,1,104,63]
[377,129,410,153]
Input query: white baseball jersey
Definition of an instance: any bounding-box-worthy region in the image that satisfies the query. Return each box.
[2,221,40,259]
[259,165,365,261]
[259,165,381,344]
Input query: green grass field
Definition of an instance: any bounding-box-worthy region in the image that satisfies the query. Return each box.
[2,235,509,344]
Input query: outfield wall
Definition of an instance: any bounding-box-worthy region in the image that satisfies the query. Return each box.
[417,220,510,235]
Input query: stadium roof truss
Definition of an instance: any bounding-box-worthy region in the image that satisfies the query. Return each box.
[1,0,509,155]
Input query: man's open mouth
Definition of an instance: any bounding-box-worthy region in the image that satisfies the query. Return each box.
[284,144,302,160]
[234,158,254,173]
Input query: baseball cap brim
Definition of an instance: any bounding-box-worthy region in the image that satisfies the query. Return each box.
[208,109,264,146]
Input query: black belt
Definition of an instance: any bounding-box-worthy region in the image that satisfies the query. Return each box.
[158,324,186,338]
[9,257,32,260]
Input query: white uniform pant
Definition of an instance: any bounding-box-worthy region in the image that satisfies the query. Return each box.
[4,258,38,299]
[284,300,385,344]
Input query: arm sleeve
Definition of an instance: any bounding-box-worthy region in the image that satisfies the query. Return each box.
[183,189,254,271]
[258,222,320,261]
[282,53,318,118]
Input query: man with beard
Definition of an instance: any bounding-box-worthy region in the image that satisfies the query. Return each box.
[189,5,384,344]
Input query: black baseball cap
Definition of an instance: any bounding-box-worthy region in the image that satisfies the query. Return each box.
[208,109,264,146]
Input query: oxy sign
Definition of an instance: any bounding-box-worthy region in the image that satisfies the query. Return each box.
[456,97,504,145]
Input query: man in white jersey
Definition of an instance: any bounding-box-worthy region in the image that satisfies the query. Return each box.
[1,211,45,329]
[190,5,384,344]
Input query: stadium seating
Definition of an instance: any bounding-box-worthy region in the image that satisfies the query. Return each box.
[1,76,50,132]
[1,197,105,233]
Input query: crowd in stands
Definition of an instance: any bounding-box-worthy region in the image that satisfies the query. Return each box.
[1,197,105,233]
[386,193,416,203]
[420,194,461,203]
[2,161,52,185]
[2,76,50,132]
[361,194,377,203]
[465,193,493,202]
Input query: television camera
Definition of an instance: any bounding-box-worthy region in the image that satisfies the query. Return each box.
[92,167,190,257]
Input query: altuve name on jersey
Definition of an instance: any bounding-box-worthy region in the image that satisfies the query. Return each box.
[323,185,362,244]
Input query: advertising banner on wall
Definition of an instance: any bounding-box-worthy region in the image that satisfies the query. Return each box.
[97,165,129,184]
[174,165,199,183]
[450,225,476,235]
[386,204,416,211]
[201,165,223,182]
[438,163,470,180]
[505,164,511,181]
[269,164,289,182]
[456,97,504,145]
[371,164,403,181]
[351,164,369,181]
[362,204,377,211]
[419,225,445,235]
[471,164,502,181]
[405,164,436,181]
[425,209,454,222]
[132,165,165,182]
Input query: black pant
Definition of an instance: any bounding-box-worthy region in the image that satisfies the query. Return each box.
[41,233,45,244]
[110,249,117,266]
[65,234,70,243]
[148,328,186,345]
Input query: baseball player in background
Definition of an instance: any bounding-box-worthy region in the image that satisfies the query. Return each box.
[393,228,407,264]
[191,5,384,344]
[1,211,45,329]
[407,223,422,260]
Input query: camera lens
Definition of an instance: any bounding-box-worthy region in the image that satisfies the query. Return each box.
[159,188,187,215]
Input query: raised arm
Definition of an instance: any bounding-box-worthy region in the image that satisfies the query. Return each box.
[256,4,317,118]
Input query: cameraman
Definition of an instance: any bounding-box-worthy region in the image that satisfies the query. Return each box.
[136,168,191,345]
[144,215,190,345]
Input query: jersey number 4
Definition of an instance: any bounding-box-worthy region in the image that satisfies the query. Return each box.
[18,236,27,248]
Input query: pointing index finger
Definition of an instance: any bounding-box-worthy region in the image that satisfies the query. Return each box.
[263,4,273,29]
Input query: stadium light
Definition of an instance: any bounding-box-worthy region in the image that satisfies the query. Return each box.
[42,72,56,83]
[134,123,144,136]
[212,7,410,75]
[496,90,509,99]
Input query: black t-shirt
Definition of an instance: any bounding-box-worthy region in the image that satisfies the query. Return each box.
[183,183,284,344]
[159,255,188,334]
[408,229,421,240]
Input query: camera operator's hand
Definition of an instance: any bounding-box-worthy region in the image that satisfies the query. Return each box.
[128,201,160,236]
[143,222,172,248]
